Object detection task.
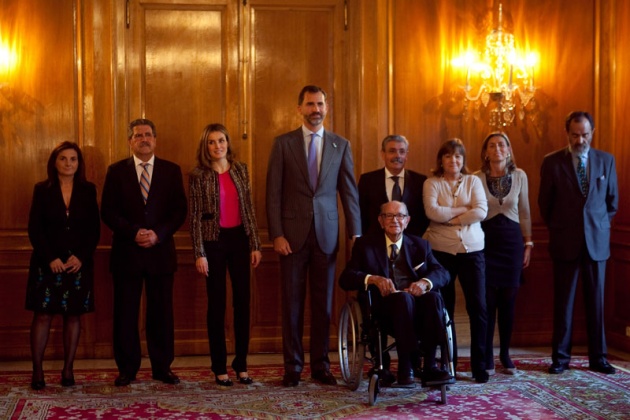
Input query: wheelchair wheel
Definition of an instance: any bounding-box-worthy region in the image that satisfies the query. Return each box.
[338,298,366,391]
[368,373,380,406]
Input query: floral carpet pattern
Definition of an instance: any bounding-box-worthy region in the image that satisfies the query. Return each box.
[1,356,628,419]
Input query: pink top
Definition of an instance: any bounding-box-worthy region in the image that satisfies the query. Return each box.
[219,171,242,228]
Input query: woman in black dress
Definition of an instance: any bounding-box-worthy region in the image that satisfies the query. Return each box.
[26,142,100,390]
[475,132,532,375]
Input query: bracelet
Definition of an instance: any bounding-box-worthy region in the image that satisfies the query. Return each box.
[524,241,534,248]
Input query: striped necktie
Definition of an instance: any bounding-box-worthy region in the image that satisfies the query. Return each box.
[140,162,151,204]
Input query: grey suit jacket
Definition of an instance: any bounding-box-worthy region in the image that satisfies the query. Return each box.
[538,146,618,261]
[266,127,361,255]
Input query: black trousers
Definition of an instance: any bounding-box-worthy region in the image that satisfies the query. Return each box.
[113,270,175,377]
[374,291,445,373]
[279,225,336,374]
[204,225,252,375]
[434,250,488,373]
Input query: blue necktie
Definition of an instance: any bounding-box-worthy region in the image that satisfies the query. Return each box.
[577,156,588,197]
[308,133,318,190]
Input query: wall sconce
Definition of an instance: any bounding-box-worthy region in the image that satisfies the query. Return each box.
[452,4,538,129]
[0,22,20,82]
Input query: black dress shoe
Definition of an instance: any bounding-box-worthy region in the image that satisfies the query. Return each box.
[473,369,489,383]
[114,373,136,387]
[282,371,300,387]
[589,361,616,374]
[548,362,569,374]
[311,370,337,385]
[215,377,234,386]
[422,368,454,385]
[153,370,180,384]
[397,371,415,386]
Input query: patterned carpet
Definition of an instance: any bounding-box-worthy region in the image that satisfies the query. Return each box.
[1,356,629,419]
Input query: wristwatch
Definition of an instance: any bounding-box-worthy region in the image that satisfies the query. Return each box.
[524,241,534,248]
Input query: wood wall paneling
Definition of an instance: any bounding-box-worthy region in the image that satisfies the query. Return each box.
[2,0,630,361]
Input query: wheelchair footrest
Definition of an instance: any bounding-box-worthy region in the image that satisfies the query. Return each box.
[423,377,456,387]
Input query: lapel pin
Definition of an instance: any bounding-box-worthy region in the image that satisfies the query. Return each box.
[332,143,337,148]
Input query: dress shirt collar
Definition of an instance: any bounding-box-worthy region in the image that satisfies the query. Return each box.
[301,125,324,139]
[384,167,405,179]
[385,234,403,256]
[133,154,155,167]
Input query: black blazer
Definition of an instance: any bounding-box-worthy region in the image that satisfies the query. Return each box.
[101,156,187,275]
[358,168,429,237]
[28,180,100,270]
[339,232,450,306]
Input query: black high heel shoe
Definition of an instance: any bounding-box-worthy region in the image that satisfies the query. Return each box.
[215,376,233,387]
[61,375,75,387]
[31,372,45,390]
[61,369,75,387]
[236,373,253,385]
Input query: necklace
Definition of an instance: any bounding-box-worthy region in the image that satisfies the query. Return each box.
[487,173,511,205]
[444,175,463,200]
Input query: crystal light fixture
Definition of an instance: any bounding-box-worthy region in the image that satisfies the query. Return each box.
[452,4,538,129]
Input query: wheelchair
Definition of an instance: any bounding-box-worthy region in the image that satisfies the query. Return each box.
[338,290,455,405]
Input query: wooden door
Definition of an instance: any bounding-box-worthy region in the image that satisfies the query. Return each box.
[125,0,348,355]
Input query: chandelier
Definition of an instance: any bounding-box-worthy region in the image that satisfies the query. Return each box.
[452,4,538,129]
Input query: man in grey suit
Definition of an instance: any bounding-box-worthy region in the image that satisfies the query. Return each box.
[266,85,362,387]
[538,111,618,375]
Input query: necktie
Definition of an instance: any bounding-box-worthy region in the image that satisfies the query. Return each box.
[390,243,399,261]
[140,162,151,204]
[577,156,588,197]
[391,176,402,201]
[308,133,318,190]
[389,243,399,286]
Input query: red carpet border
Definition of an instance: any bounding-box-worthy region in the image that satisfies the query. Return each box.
[1,356,629,419]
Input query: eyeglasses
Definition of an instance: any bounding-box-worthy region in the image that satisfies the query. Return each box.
[380,213,408,221]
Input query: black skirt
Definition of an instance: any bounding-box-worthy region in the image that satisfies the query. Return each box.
[481,214,524,288]
[25,264,95,315]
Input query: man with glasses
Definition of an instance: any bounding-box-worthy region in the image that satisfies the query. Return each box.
[339,201,453,386]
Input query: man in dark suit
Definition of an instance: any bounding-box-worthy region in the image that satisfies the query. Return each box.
[266,85,362,387]
[538,111,618,375]
[101,118,188,386]
[358,134,429,237]
[339,200,453,385]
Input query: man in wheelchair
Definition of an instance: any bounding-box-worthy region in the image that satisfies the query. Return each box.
[340,201,453,386]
